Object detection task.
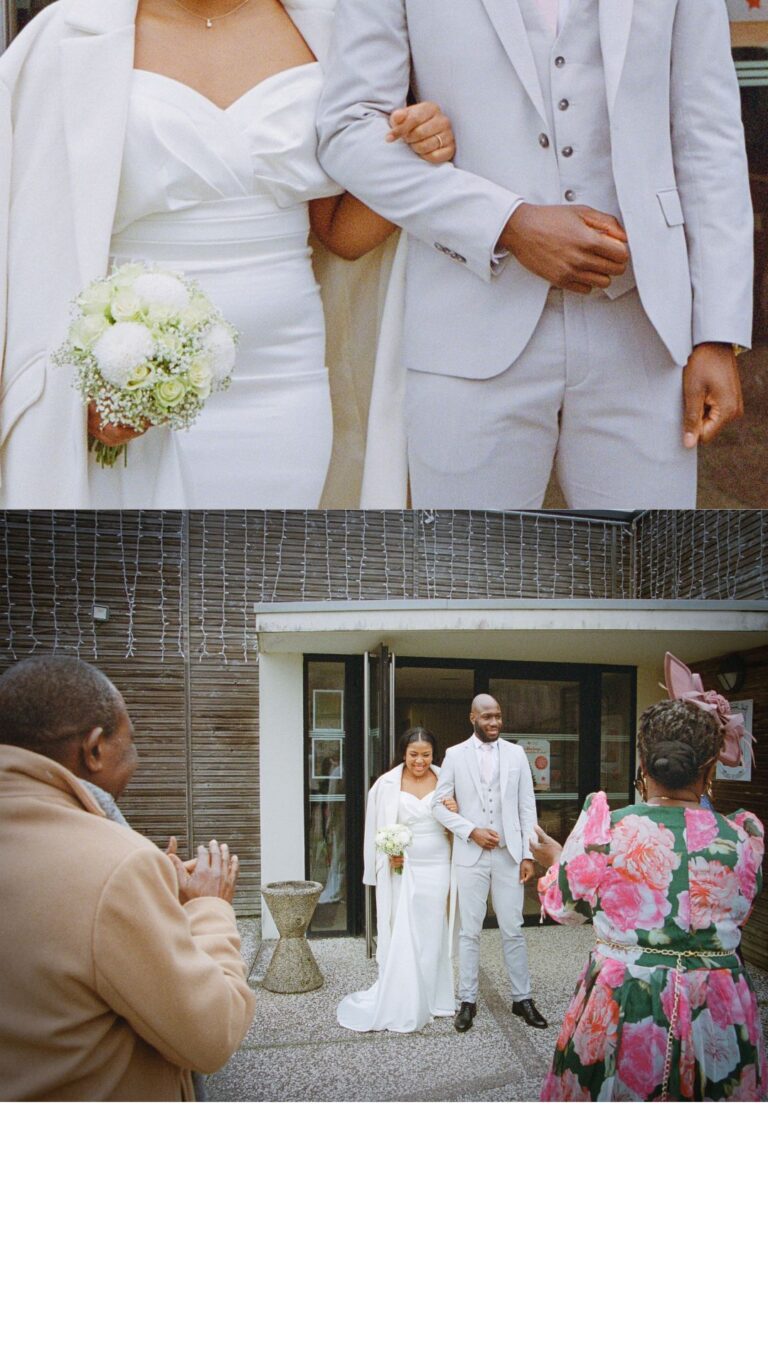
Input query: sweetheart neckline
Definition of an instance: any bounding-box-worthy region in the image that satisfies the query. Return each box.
[132,62,320,113]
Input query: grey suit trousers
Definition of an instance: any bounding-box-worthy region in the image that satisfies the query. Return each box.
[406,288,697,511]
[456,846,531,1004]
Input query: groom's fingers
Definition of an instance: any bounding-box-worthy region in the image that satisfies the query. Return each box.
[580,207,628,243]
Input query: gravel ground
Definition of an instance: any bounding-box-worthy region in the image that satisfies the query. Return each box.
[208,922,768,1103]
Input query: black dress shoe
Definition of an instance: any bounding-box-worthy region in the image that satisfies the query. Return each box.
[512,998,548,1029]
[454,1001,477,1033]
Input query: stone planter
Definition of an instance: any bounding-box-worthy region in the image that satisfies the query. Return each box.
[261,881,325,994]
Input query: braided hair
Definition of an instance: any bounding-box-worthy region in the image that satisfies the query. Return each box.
[637,699,722,790]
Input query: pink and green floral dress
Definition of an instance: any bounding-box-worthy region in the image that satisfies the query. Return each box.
[539,793,765,1102]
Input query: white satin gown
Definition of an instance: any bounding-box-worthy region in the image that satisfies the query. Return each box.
[337,791,456,1033]
[90,63,340,509]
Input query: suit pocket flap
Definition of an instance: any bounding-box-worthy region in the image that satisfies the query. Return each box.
[0,352,47,446]
[657,189,685,227]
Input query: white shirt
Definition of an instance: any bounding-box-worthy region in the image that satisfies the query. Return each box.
[473,736,500,786]
[535,0,571,35]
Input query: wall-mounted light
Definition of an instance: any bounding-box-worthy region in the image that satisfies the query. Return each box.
[92,605,110,623]
[716,655,746,694]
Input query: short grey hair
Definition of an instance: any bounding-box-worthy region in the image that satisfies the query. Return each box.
[0,656,121,755]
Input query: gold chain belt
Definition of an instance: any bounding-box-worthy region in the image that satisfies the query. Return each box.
[595,939,739,1102]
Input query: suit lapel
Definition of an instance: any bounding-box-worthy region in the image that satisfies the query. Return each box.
[598,0,635,114]
[478,0,548,126]
[499,740,511,795]
[60,0,138,288]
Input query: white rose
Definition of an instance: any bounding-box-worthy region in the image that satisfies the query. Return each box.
[202,322,237,382]
[70,314,110,350]
[111,262,144,286]
[185,356,213,400]
[145,303,176,327]
[80,280,114,316]
[180,297,214,329]
[125,362,156,390]
[92,321,155,388]
[110,288,142,322]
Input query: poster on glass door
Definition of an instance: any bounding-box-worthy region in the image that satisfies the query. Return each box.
[715,700,754,783]
[520,738,552,792]
[727,2,765,19]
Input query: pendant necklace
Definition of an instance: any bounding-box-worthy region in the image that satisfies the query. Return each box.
[172,0,254,28]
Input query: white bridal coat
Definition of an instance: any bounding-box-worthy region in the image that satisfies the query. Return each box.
[0,0,408,507]
[363,763,457,967]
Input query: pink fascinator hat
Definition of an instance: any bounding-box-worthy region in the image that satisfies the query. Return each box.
[663,653,753,769]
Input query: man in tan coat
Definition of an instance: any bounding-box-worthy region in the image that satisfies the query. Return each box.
[0,656,255,1101]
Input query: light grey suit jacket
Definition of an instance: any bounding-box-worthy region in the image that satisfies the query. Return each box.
[317,0,753,377]
[432,738,538,867]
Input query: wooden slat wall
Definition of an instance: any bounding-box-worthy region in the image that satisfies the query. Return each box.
[188,664,261,914]
[634,511,768,600]
[693,646,768,972]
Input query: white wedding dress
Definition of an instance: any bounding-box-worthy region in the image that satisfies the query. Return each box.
[89,63,340,509]
[337,791,456,1033]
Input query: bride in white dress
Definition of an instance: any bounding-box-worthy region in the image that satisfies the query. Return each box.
[337,728,457,1034]
[0,0,454,509]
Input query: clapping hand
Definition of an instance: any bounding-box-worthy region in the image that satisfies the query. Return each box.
[166,837,239,905]
[529,824,563,870]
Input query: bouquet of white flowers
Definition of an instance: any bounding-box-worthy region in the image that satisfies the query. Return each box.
[53,262,238,467]
[374,823,413,873]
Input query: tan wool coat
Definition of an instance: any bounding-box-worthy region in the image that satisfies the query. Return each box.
[0,745,255,1101]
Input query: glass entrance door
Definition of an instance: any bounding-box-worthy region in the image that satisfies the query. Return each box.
[305,656,363,935]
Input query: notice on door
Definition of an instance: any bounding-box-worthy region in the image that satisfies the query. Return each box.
[727,1,765,19]
[520,738,551,792]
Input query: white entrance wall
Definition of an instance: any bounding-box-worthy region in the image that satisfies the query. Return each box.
[258,652,306,938]
[256,602,768,936]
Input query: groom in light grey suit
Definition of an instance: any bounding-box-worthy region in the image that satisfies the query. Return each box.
[317,0,753,510]
[433,695,547,1033]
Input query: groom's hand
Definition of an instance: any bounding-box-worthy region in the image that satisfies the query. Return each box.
[682,343,744,449]
[470,828,500,850]
[519,859,536,885]
[499,203,629,293]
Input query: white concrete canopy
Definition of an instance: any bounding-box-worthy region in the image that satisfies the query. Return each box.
[254,599,768,664]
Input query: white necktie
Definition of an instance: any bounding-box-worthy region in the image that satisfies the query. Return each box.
[480,745,493,785]
[536,0,559,35]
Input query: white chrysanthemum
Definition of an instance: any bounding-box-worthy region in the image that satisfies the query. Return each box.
[92,322,155,387]
[131,271,190,313]
[202,322,237,381]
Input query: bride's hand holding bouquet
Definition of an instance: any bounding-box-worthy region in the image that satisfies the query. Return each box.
[54,263,238,467]
[375,824,413,875]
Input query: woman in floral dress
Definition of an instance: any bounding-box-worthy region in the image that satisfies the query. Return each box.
[537,668,765,1102]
